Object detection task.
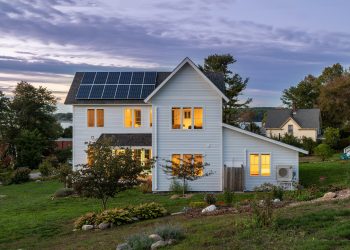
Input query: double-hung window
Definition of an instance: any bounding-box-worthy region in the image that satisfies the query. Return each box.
[172,107,203,130]
[87,108,104,127]
[249,153,271,176]
[171,154,204,176]
[124,108,141,128]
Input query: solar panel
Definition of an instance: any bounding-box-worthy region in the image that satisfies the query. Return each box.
[89,85,105,98]
[118,72,132,84]
[131,72,144,84]
[141,85,155,98]
[76,85,92,98]
[128,85,143,99]
[115,85,129,99]
[106,72,120,84]
[94,72,108,85]
[102,85,118,99]
[143,72,157,84]
[81,72,96,84]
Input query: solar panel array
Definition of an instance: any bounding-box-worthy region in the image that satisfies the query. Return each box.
[76,72,157,99]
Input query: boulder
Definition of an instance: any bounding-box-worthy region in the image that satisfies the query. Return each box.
[149,234,162,242]
[35,180,41,183]
[201,204,217,213]
[82,225,94,231]
[98,222,110,230]
[151,240,167,250]
[116,242,130,250]
[323,192,337,199]
[273,198,281,203]
[131,217,139,221]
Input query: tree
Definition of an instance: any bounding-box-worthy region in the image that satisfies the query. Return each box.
[62,126,72,138]
[281,75,320,109]
[161,155,211,197]
[72,140,153,209]
[0,91,12,140]
[280,134,302,148]
[318,63,344,84]
[314,144,333,161]
[199,54,251,125]
[323,127,340,149]
[301,137,317,155]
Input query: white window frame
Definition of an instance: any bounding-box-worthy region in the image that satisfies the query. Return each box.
[248,152,272,177]
[170,106,205,131]
[124,107,142,128]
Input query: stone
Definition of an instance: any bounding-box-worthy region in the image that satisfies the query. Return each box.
[98,222,110,230]
[116,242,130,250]
[273,198,281,203]
[323,192,337,199]
[201,204,217,213]
[170,194,179,199]
[131,217,139,221]
[151,240,167,250]
[82,225,94,231]
[35,180,41,183]
[149,234,162,242]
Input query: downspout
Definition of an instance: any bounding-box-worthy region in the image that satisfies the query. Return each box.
[153,106,158,190]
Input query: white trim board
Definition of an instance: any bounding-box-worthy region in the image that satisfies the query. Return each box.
[222,123,308,154]
[144,57,229,103]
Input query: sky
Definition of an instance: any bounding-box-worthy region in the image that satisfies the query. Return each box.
[0,0,350,113]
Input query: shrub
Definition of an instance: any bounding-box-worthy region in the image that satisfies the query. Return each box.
[324,127,340,148]
[169,179,189,195]
[39,159,53,177]
[55,148,72,163]
[251,194,274,228]
[272,186,284,201]
[155,224,185,240]
[280,133,302,147]
[11,167,31,184]
[139,178,152,193]
[132,202,167,220]
[127,233,153,250]
[204,194,217,205]
[223,189,234,206]
[253,183,275,192]
[0,171,12,185]
[57,163,73,188]
[314,143,333,161]
[54,188,74,198]
[95,208,133,225]
[189,201,206,208]
[74,212,98,229]
[301,136,317,154]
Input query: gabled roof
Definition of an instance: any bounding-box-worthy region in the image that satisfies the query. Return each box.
[265,108,320,129]
[223,123,308,154]
[144,57,229,103]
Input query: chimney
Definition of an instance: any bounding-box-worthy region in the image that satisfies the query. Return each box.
[292,102,297,115]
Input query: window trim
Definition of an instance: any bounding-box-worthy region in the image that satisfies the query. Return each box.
[87,109,95,127]
[170,153,205,177]
[96,109,104,127]
[170,106,205,131]
[124,107,142,128]
[249,152,272,177]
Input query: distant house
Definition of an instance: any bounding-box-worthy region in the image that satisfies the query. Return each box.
[55,137,72,150]
[265,109,321,141]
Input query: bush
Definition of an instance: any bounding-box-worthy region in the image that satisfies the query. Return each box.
[55,148,72,163]
[39,159,53,177]
[95,208,133,225]
[74,212,97,229]
[57,163,73,188]
[253,183,275,192]
[223,190,234,206]
[127,233,153,250]
[169,179,189,195]
[0,171,12,185]
[189,201,206,208]
[280,134,302,147]
[314,143,333,161]
[11,167,31,184]
[272,186,284,201]
[132,202,167,220]
[251,194,274,228]
[301,136,317,154]
[155,224,185,240]
[54,188,74,198]
[139,178,152,193]
[204,194,217,205]
[324,127,340,148]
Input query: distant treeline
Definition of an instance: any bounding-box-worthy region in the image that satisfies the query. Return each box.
[54,113,72,122]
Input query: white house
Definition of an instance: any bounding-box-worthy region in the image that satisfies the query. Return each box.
[65,58,307,191]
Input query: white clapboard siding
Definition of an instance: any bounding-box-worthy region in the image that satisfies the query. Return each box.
[150,63,223,192]
[72,105,152,168]
[223,127,299,191]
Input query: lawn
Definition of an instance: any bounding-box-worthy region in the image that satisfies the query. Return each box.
[0,157,349,249]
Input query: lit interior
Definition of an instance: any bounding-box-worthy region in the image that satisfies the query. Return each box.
[172,107,181,129]
[87,109,95,127]
[172,154,181,175]
[149,109,152,127]
[124,108,132,128]
[194,154,203,176]
[182,107,192,129]
[194,107,203,129]
[250,154,259,176]
[134,109,141,128]
[261,154,271,176]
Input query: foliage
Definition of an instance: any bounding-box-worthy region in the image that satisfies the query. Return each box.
[314,144,333,161]
[61,126,72,138]
[74,212,98,229]
[95,208,133,225]
[54,188,74,198]
[199,54,251,125]
[11,167,31,184]
[253,183,275,192]
[72,140,153,209]
[301,136,317,154]
[223,190,234,206]
[38,159,53,177]
[280,133,302,147]
[131,202,168,220]
[127,233,153,250]
[155,224,185,240]
[189,201,207,208]
[169,179,189,195]
[139,177,152,193]
[292,185,323,201]
[204,194,217,205]
[251,193,274,228]
[162,155,210,197]
[323,127,340,148]
[54,148,72,164]
[272,186,284,201]
[0,171,12,185]
[57,163,73,188]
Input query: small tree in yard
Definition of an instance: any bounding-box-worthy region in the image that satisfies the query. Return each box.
[72,140,153,210]
[161,155,212,197]
[314,143,333,161]
[324,127,340,149]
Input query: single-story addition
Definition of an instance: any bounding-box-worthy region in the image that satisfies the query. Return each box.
[65,57,308,192]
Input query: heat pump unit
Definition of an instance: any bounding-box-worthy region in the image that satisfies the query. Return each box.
[276,166,293,181]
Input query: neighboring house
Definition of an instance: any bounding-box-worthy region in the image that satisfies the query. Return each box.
[55,137,73,150]
[344,145,350,154]
[65,57,307,191]
[264,109,321,141]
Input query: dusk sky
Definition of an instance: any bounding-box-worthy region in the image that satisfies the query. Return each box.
[1,0,349,112]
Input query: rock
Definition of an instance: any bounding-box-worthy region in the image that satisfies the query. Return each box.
[167,239,176,245]
[149,234,162,242]
[170,194,179,199]
[116,242,130,250]
[201,204,217,213]
[171,211,184,216]
[0,195,7,199]
[323,192,337,199]
[273,198,281,203]
[151,240,167,249]
[131,217,139,221]
[82,225,94,231]
[35,180,41,183]
[98,222,110,230]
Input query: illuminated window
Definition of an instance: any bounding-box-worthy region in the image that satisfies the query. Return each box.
[182,107,192,129]
[134,109,141,128]
[149,109,152,127]
[133,149,142,163]
[194,107,203,129]
[261,154,271,176]
[250,154,259,176]
[144,149,152,160]
[172,107,181,129]
[171,154,203,176]
[172,154,181,175]
[194,154,203,176]
[96,109,104,127]
[124,108,132,128]
[87,109,95,127]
